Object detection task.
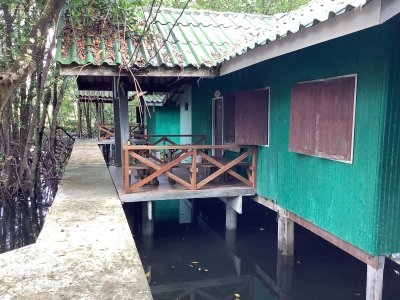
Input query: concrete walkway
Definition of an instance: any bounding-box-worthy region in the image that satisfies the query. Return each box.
[0,139,152,299]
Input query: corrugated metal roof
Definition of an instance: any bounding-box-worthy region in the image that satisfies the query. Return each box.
[56,0,370,70]
[77,90,167,105]
[223,0,370,61]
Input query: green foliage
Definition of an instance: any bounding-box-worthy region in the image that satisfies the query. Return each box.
[66,0,144,31]
[143,0,309,14]
[57,79,78,132]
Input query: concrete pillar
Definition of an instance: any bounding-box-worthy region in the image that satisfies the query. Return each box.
[277,211,294,256]
[225,205,237,230]
[141,201,154,236]
[366,257,385,300]
[112,77,129,167]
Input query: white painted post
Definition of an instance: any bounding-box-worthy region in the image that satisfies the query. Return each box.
[366,256,385,300]
[277,210,294,256]
[225,205,237,230]
[142,201,154,236]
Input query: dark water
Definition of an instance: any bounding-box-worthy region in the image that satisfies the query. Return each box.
[128,198,400,300]
[0,186,55,254]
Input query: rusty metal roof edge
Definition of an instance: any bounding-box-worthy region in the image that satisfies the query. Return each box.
[218,0,374,66]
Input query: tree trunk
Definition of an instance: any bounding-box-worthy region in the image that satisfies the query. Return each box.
[0,0,67,113]
[49,79,67,154]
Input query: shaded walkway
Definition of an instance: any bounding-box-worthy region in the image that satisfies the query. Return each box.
[0,139,151,299]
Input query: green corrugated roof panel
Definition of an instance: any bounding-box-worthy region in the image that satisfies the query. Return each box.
[77,90,167,105]
[56,0,370,69]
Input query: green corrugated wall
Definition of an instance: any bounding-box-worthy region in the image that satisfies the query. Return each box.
[376,16,400,254]
[192,16,400,255]
[146,106,181,144]
[146,105,181,222]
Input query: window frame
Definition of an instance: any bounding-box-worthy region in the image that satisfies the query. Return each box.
[289,74,357,164]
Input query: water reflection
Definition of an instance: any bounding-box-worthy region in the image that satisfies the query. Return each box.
[0,179,57,254]
[129,198,400,300]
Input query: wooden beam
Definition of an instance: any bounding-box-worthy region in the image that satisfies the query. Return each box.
[251,195,383,268]
[124,144,242,151]
[60,65,218,78]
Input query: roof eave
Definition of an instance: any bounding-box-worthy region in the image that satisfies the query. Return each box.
[220,0,384,76]
[59,64,219,78]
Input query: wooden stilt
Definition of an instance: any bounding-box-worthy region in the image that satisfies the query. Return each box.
[366,256,385,300]
[141,201,154,236]
[278,211,294,256]
[277,252,294,299]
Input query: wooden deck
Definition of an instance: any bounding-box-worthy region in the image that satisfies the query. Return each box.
[109,166,256,202]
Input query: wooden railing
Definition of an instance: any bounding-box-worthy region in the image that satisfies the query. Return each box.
[134,134,206,162]
[98,124,147,141]
[98,124,114,141]
[129,124,147,136]
[123,145,257,193]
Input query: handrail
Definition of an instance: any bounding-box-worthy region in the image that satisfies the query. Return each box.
[98,125,114,141]
[123,144,257,194]
[98,124,147,141]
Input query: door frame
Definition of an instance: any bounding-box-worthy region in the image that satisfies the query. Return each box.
[212,96,224,155]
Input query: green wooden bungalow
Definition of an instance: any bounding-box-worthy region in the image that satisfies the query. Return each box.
[56,0,400,299]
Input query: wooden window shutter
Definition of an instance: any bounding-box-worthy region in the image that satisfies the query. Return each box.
[289,76,356,162]
[224,90,269,145]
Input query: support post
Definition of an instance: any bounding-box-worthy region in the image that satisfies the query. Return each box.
[277,252,294,298]
[278,210,294,256]
[113,77,129,167]
[77,101,82,138]
[225,205,237,230]
[141,201,154,236]
[95,102,100,139]
[366,256,385,300]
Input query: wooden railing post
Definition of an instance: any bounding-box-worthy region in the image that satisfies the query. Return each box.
[162,137,166,162]
[123,146,130,193]
[251,148,257,188]
[191,148,197,190]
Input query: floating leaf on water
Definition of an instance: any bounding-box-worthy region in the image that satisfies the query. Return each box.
[204,269,209,272]
[234,293,240,298]
[145,271,151,278]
